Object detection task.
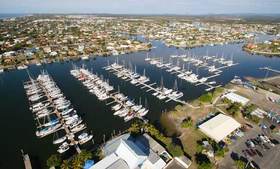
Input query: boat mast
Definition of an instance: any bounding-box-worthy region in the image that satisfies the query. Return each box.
[160,76,164,90]
[122,60,125,68]
[174,79,178,91]
[145,98,148,108]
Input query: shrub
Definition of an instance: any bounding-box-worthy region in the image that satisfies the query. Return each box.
[71,150,92,169]
[249,114,260,124]
[128,122,142,136]
[234,159,246,169]
[167,143,184,157]
[227,102,242,116]
[198,162,213,169]
[195,153,213,169]
[46,154,62,168]
[181,117,193,128]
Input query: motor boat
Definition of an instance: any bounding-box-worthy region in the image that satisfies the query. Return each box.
[78,133,93,145]
[53,136,67,145]
[57,142,69,153]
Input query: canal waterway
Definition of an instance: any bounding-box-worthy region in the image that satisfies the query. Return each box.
[0,35,279,169]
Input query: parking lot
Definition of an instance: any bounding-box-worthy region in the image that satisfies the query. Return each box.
[219,123,280,169]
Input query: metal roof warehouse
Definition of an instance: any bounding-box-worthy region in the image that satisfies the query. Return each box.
[198,114,241,142]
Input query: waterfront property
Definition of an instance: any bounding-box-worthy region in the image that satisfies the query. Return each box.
[0,16,280,169]
[91,133,167,169]
[198,113,241,143]
[91,133,191,169]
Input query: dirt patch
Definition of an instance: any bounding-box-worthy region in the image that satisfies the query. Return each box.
[231,85,280,112]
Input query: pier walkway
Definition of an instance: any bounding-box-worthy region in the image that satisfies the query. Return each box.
[259,67,280,81]
[21,150,32,169]
[26,77,82,153]
[106,65,189,105]
[146,59,221,91]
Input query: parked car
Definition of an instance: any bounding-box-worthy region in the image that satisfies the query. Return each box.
[255,149,263,157]
[249,149,257,156]
[246,139,255,148]
[245,149,253,156]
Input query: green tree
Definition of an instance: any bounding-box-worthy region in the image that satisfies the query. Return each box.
[71,150,93,169]
[61,160,70,169]
[195,153,213,169]
[46,154,62,168]
[128,121,142,136]
[234,160,246,169]
[94,147,104,160]
[249,114,260,124]
[227,102,242,116]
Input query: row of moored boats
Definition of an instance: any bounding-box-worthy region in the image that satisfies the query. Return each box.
[70,67,149,122]
[105,63,184,101]
[24,71,93,154]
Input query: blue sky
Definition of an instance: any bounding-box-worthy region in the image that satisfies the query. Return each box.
[0,0,279,14]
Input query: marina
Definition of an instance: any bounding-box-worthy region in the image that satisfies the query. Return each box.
[23,71,93,154]
[70,66,149,122]
[0,33,279,169]
[145,53,238,91]
[104,62,186,104]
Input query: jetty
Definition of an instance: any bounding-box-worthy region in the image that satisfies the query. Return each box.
[21,150,32,169]
[70,67,149,122]
[146,57,223,91]
[104,63,186,104]
[24,72,93,154]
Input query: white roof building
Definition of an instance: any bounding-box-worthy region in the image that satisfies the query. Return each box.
[251,108,268,119]
[91,136,166,169]
[222,92,249,105]
[199,114,241,142]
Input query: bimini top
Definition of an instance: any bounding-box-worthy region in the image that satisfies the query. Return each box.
[199,114,241,142]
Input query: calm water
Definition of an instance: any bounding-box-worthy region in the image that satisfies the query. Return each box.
[0,14,29,19]
[0,35,279,169]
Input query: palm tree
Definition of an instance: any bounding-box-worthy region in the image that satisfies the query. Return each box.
[71,151,93,169]
[61,160,70,169]
[46,154,62,168]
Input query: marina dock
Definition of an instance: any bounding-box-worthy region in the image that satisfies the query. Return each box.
[21,150,32,169]
[70,67,149,122]
[24,72,93,154]
[104,63,186,104]
[146,58,222,91]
